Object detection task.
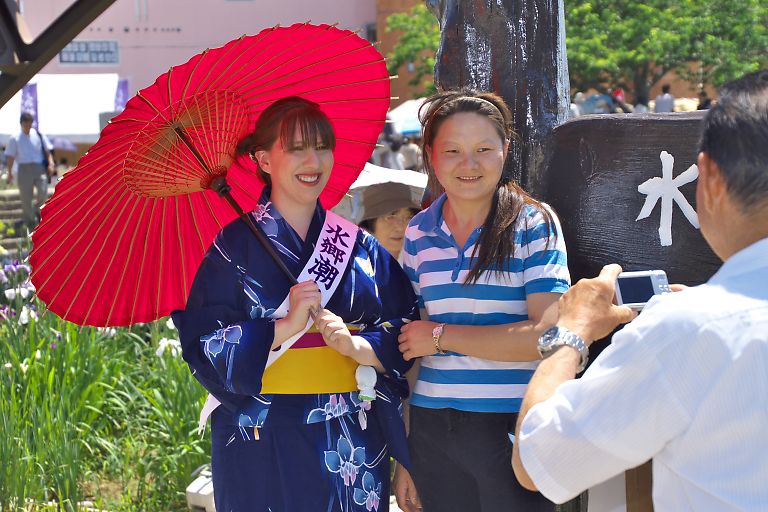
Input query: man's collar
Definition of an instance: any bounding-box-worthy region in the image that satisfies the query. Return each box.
[710,237,768,284]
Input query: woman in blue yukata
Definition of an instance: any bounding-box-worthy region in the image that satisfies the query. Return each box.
[394,90,570,512]
[172,96,418,512]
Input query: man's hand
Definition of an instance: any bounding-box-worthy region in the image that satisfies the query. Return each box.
[558,264,635,344]
[6,156,14,184]
[397,320,439,360]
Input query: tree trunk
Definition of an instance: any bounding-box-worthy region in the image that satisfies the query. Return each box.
[427,0,570,196]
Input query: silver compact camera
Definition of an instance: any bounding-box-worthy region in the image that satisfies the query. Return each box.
[615,270,671,311]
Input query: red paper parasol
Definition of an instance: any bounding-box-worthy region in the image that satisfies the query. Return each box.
[29,22,390,327]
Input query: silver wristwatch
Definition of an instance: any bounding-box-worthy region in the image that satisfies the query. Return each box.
[537,326,589,373]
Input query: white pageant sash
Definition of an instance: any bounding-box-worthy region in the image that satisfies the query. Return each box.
[266,210,358,366]
[199,210,359,433]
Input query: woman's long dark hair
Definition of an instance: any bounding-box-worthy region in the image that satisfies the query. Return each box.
[236,96,336,186]
[419,89,557,285]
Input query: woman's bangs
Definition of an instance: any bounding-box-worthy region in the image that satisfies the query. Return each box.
[280,109,336,150]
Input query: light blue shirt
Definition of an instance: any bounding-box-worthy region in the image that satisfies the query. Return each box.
[521,237,768,509]
[5,128,52,164]
[402,194,570,413]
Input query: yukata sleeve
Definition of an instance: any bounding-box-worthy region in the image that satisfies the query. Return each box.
[172,232,276,400]
[521,205,570,295]
[356,242,418,390]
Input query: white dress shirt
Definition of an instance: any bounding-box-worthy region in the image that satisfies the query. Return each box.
[519,237,768,511]
[5,128,52,164]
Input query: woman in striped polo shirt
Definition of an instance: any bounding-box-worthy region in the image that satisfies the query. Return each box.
[394,90,570,512]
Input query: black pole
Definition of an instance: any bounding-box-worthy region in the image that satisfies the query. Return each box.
[210,176,298,286]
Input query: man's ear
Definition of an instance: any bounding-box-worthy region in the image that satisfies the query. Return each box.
[697,152,727,213]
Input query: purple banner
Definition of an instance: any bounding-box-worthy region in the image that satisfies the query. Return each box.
[21,83,39,129]
[114,78,129,111]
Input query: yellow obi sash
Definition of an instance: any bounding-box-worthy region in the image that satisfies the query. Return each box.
[260,324,360,394]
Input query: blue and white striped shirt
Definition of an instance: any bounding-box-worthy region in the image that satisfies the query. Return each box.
[402,194,570,413]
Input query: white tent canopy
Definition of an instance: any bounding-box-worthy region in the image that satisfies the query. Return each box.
[389,97,425,136]
[0,73,119,145]
[332,162,427,223]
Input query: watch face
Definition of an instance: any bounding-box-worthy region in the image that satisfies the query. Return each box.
[538,326,560,354]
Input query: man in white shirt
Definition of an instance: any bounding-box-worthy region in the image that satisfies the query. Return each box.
[653,84,675,112]
[512,70,768,511]
[4,112,54,226]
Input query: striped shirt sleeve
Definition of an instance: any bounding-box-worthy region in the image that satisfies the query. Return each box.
[520,205,570,295]
[401,227,424,309]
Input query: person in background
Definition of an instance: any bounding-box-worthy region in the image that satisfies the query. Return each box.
[400,136,423,172]
[653,84,675,113]
[371,132,406,170]
[394,90,569,512]
[611,87,626,105]
[569,92,585,118]
[4,112,54,227]
[357,182,420,259]
[385,135,406,170]
[512,70,768,511]
[633,95,649,114]
[697,90,712,110]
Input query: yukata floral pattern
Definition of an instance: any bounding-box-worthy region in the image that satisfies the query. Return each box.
[326,436,366,487]
[172,189,418,511]
[353,471,383,511]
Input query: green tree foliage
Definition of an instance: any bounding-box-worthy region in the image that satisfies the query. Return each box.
[385,4,440,97]
[683,0,768,89]
[565,0,768,99]
[384,2,767,101]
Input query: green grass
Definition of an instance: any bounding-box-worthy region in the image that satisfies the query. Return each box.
[0,264,210,511]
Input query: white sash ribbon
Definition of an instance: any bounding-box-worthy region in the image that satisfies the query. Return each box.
[266,210,358,365]
[198,211,359,433]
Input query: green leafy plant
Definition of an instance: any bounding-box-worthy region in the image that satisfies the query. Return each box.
[0,249,209,511]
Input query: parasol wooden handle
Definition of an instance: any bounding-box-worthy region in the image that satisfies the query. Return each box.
[211,178,320,322]
[210,176,299,287]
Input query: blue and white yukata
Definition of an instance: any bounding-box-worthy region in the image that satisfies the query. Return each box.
[173,189,418,512]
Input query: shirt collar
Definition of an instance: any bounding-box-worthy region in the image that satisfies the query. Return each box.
[415,193,485,247]
[416,193,448,233]
[709,237,768,285]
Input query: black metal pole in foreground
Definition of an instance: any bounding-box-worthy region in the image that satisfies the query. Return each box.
[209,176,299,287]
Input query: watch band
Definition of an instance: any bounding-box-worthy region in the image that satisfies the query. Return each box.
[538,325,589,373]
[432,323,447,355]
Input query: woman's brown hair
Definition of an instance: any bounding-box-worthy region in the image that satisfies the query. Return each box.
[419,89,557,285]
[237,96,336,186]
